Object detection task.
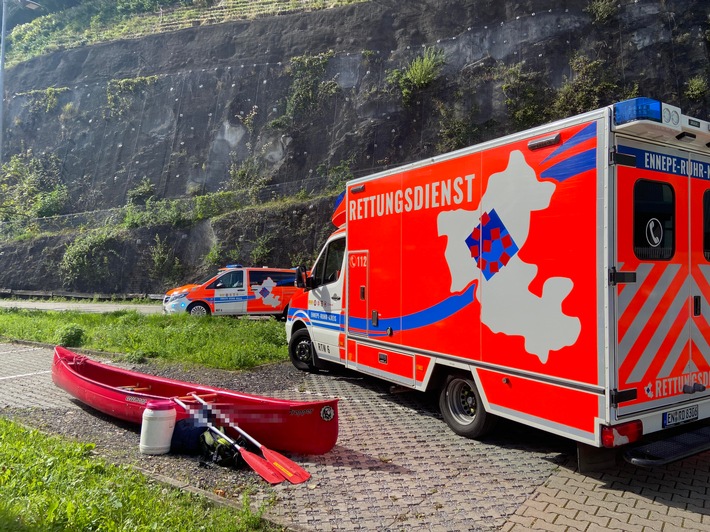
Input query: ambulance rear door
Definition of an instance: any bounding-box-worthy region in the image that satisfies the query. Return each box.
[613,137,710,420]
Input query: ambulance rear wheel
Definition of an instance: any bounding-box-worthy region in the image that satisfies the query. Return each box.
[188,302,210,317]
[439,374,494,439]
[289,329,318,372]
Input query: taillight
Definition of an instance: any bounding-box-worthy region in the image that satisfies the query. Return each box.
[601,420,643,448]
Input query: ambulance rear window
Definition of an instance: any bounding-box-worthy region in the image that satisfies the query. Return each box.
[633,180,674,261]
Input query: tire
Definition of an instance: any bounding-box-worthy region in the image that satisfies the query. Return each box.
[439,374,495,439]
[187,302,210,317]
[288,329,318,372]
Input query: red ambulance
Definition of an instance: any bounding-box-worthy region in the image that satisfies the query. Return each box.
[286,98,710,468]
[163,265,297,319]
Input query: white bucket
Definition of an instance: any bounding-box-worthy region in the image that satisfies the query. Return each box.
[139,400,176,455]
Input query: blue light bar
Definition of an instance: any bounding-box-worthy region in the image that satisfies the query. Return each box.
[225,264,242,269]
[614,98,662,126]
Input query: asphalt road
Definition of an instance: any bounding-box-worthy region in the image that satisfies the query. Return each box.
[0,299,163,314]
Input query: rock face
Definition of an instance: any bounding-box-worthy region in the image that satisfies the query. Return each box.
[0,0,708,293]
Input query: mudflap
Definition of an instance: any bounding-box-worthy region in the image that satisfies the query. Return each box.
[577,443,619,473]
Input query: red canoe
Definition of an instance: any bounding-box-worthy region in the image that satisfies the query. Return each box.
[52,346,338,455]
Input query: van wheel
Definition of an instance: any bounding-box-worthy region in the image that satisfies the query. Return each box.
[439,374,494,439]
[288,329,318,372]
[188,302,210,316]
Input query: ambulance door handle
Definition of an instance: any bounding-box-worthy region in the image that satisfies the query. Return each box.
[332,294,341,301]
[360,286,365,300]
[694,296,701,317]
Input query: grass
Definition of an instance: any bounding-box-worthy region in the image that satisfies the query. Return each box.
[0,308,287,370]
[0,418,273,531]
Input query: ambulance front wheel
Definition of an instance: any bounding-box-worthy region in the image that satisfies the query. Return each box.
[288,329,319,372]
[439,374,495,439]
[187,302,210,317]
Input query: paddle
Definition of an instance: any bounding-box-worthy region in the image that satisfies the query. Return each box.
[189,393,311,485]
[172,397,285,485]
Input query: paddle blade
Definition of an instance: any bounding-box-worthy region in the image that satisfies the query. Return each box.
[261,447,311,484]
[240,449,286,485]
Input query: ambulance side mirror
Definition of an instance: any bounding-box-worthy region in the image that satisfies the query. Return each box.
[305,276,317,290]
[295,266,309,290]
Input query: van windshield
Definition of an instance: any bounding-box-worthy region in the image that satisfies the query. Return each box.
[194,272,219,286]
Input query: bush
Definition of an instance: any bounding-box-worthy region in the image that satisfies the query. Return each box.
[387,47,445,105]
[551,53,635,119]
[126,177,156,205]
[56,324,85,346]
[585,0,619,25]
[497,62,554,130]
[285,50,336,120]
[686,76,708,102]
[59,228,122,291]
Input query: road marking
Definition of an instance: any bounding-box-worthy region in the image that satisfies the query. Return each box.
[0,370,51,381]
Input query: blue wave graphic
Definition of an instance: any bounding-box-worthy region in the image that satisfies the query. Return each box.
[348,282,478,335]
[540,149,596,182]
[542,122,597,164]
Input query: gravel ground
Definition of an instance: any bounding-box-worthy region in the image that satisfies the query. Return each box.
[4,357,311,515]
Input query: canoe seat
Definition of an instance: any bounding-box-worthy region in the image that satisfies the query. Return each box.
[176,392,218,402]
[117,385,151,392]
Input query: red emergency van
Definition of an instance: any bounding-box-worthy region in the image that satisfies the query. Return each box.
[286,98,710,468]
[164,265,297,318]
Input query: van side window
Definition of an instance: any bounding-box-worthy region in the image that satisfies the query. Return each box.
[249,271,296,286]
[704,191,710,261]
[216,271,243,289]
[633,179,674,261]
[313,237,346,286]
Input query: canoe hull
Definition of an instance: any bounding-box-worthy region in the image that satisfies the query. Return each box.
[52,346,338,455]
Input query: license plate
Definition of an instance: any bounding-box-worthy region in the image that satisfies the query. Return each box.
[662,405,699,428]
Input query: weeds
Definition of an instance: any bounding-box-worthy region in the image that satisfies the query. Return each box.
[585,0,619,25]
[0,418,271,530]
[685,75,708,102]
[58,227,123,291]
[106,75,158,117]
[280,50,337,124]
[387,47,445,105]
[18,86,70,115]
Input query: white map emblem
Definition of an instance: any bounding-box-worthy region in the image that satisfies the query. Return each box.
[255,278,280,308]
[437,150,581,363]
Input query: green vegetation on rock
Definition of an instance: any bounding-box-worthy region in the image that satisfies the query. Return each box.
[106,75,158,117]
[0,150,69,221]
[6,0,368,66]
[387,47,445,105]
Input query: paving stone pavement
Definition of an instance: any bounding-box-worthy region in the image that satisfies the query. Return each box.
[2,343,710,531]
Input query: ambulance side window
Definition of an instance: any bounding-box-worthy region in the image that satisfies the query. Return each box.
[633,179,674,261]
[312,237,346,287]
[704,191,710,261]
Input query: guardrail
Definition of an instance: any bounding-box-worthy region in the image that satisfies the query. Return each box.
[0,289,164,301]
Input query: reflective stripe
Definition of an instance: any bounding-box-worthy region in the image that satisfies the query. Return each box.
[628,275,688,382]
[619,264,681,362]
[617,263,651,316]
